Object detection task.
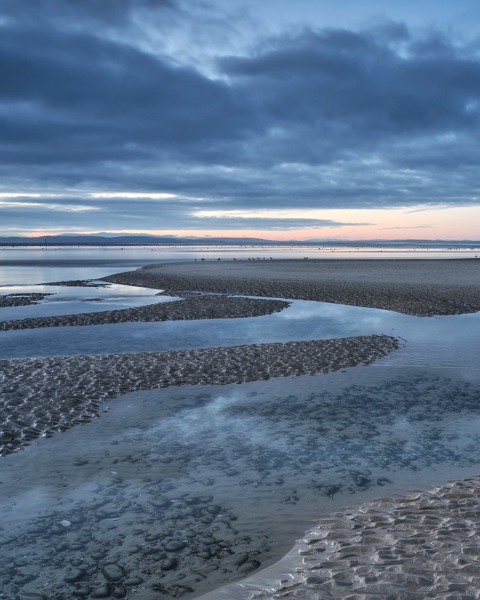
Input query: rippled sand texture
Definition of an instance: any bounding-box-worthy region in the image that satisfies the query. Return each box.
[0,295,289,330]
[3,371,480,600]
[0,334,398,456]
[246,476,480,600]
[105,259,480,316]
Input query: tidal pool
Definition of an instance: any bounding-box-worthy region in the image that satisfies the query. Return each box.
[1,298,479,363]
[1,274,480,599]
[1,360,480,598]
[0,282,179,322]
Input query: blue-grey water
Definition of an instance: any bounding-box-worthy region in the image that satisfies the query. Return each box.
[1,243,478,286]
[1,247,479,599]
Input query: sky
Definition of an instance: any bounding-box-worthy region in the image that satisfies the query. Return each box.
[1,0,480,240]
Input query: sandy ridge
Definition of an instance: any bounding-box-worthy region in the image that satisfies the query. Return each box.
[0,334,398,457]
[0,295,289,331]
[0,292,51,308]
[104,259,480,316]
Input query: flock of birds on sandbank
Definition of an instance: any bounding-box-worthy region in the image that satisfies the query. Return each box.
[194,256,310,261]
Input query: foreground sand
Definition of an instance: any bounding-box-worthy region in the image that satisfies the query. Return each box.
[0,335,397,456]
[199,477,480,600]
[105,258,480,316]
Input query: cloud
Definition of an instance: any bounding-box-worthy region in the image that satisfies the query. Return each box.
[191,217,372,230]
[0,193,372,232]
[383,225,431,230]
[1,2,480,234]
[1,0,178,28]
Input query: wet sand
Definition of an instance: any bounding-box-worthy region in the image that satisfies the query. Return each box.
[0,295,289,331]
[200,476,480,600]
[2,258,480,599]
[0,292,52,307]
[0,334,397,457]
[104,258,480,316]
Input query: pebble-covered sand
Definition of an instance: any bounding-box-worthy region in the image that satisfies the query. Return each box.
[0,292,52,308]
[104,259,480,317]
[41,279,111,287]
[0,295,289,331]
[243,476,480,600]
[0,334,398,457]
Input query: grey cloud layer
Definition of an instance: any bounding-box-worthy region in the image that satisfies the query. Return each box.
[0,195,371,231]
[1,0,480,231]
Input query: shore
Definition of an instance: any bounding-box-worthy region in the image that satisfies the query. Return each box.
[0,295,289,331]
[104,258,480,316]
[0,334,397,456]
[1,258,480,599]
[199,476,480,600]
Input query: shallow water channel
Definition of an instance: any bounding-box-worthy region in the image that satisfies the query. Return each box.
[0,280,479,599]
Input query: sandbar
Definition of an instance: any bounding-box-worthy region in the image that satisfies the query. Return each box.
[105,258,480,316]
[0,295,289,331]
[0,334,397,457]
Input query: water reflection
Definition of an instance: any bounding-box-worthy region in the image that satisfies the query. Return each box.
[1,245,479,285]
[1,298,478,365]
[1,367,480,598]
[0,282,179,321]
[1,257,480,598]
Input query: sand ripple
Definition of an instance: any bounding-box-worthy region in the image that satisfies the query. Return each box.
[0,295,289,330]
[248,476,480,599]
[0,334,398,456]
[104,260,480,317]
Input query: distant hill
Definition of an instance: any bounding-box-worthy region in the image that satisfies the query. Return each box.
[0,234,479,247]
[0,234,276,245]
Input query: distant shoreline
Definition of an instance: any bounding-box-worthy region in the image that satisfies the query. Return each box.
[1,240,480,248]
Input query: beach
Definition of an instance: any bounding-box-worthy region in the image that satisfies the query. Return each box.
[1,257,480,599]
[105,258,480,316]
[0,335,397,456]
[199,476,480,600]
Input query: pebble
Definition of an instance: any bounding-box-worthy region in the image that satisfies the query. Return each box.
[64,568,85,583]
[124,577,144,586]
[50,524,67,535]
[164,540,186,552]
[206,505,221,515]
[161,558,177,571]
[91,583,111,598]
[237,559,261,574]
[72,584,92,598]
[112,584,127,598]
[199,536,216,545]
[101,563,126,582]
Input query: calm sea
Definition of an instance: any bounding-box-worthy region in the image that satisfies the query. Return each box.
[0,243,478,286]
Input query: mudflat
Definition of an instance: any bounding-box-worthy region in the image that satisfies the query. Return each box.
[105,258,480,316]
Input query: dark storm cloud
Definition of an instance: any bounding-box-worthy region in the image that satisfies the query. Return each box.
[2,0,178,27]
[220,27,480,162]
[1,0,480,229]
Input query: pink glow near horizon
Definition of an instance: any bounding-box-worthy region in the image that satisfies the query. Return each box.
[18,206,480,240]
